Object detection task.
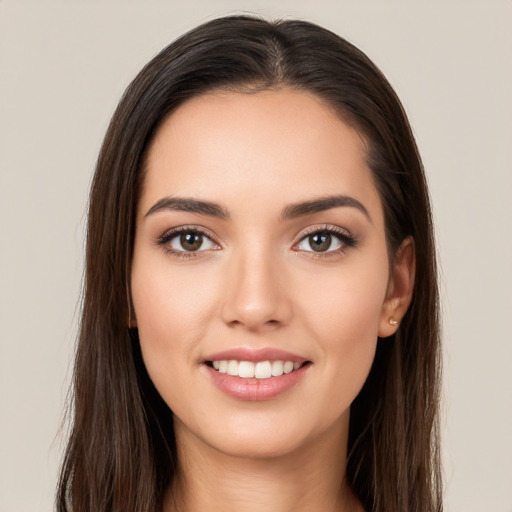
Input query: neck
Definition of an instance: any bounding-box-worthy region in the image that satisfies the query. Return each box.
[164,416,363,512]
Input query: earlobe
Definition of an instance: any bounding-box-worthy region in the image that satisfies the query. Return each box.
[378,236,416,338]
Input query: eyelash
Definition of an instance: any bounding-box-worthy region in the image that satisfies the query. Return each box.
[156,226,219,260]
[156,224,358,260]
[295,225,358,258]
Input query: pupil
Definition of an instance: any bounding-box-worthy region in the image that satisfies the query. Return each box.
[310,233,331,252]
[181,232,202,251]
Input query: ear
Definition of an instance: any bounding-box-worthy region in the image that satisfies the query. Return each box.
[378,236,416,338]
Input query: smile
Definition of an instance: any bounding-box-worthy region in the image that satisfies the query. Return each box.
[202,348,311,400]
[210,360,304,379]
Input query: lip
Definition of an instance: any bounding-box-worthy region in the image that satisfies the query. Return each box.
[202,347,311,401]
[204,347,308,364]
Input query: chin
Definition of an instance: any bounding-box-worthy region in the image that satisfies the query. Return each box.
[174,403,349,462]
[202,429,309,460]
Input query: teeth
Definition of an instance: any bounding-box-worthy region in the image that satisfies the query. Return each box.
[211,359,304,379]
[271,360,283,376]
[227,360,239,376]
[238,361,255,378]
[283,361,294,374]
[255,361,272,379]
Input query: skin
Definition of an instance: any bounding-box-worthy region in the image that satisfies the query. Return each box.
[131,88,415,512]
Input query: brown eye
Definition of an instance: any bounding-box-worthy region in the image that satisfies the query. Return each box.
[180,233,203,251]
[308,233,332,252]
[295,228,353,255]
[167,230,216,252]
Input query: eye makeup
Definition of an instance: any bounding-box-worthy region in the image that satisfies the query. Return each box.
[155,223,358,261]
[156,225,220,260]
[293,224,358,258]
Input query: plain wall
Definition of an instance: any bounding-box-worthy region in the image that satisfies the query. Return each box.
[0,1,511,511]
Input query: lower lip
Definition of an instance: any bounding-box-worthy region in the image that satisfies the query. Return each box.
[204,363,310,401]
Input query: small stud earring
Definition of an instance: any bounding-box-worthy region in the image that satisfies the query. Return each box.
[389,318,398,326]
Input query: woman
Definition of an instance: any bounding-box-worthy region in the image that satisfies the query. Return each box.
[57,15,442,512]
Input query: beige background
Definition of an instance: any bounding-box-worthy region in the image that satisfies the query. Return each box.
[1,1,511,511]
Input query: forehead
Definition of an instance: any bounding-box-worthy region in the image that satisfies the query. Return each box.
[141,88,383,223]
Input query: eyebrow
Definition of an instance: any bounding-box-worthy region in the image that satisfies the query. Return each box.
[280,195,371,222]
[145,194,371,222]
[145,197,230,219]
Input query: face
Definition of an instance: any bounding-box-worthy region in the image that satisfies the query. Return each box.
[131,88,400,459]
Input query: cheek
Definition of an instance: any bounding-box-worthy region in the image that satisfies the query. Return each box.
[297,255,389,399]
[301,254,388,339]
[130,258,219,386]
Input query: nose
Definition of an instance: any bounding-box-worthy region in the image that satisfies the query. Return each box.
[221,246,293,333]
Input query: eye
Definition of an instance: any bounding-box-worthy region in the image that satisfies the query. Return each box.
[169,231,215,252]
[295,227,356,254]
[157,227,219,257]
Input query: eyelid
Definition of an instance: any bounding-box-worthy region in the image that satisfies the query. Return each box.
[296,224,352,240]
[155,223,357,260]
[292,224,357,255]
[156,225,221,258]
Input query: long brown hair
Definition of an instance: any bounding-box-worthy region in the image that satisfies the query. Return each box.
[57,15,442,512]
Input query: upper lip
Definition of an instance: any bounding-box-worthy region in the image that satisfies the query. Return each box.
[204,347,309,363]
